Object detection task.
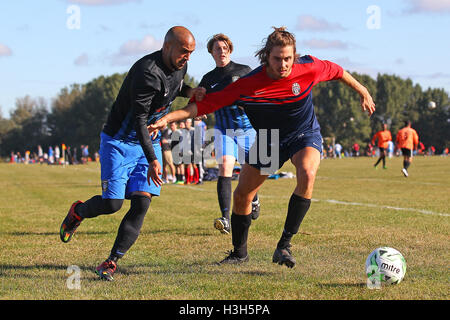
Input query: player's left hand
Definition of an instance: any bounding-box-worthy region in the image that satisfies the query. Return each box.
[147,159,163,187]
[360,92,376,116]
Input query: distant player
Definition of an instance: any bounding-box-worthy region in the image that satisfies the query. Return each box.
[198,34,260,235]
[395,120,419,177]
[371,123,392,169]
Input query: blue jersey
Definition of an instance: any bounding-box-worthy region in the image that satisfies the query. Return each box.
[198,61,253,132]
[103,50,190,162]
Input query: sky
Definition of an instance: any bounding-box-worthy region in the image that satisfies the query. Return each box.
[1,0,450,117]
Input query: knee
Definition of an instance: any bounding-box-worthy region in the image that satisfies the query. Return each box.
[233,188,252,207]
[103,199,124,214]
[299,167,317,183]
[130,194,151,212]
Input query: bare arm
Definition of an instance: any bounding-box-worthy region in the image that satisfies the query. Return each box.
[340,70,376,116]
[148,102,198,133]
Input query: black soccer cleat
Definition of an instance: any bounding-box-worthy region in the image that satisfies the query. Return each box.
[272,244,296,268]
[214,217,230,234]
[251,197,260,220]
[217,250,249,265]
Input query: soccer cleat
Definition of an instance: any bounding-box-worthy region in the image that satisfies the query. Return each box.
[214,217,230,234]
[217,250,249,265]
[95,259,117,281]
[251,197,260,220]
[272,244,296,268]
[60,200,84,243]
[401,168,409,177]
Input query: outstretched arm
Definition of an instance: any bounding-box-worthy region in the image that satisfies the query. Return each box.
[148,102,198,133]
[340,70,376,116]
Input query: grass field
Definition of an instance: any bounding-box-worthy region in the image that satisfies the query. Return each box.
[0,156,449,300]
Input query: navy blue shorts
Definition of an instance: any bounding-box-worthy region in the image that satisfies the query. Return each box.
[99,132,162,199]
[247,129,322,174]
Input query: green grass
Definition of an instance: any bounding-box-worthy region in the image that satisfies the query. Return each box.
[0,156,449,300]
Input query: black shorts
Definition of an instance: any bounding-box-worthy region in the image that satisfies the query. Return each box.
[379,147,386,153]
[401,148,412,157]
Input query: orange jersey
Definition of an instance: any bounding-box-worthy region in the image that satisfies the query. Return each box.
[396,127,419,150]
[372,130,392,148]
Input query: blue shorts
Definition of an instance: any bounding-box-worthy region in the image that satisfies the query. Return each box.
[248,129,323,174]
[99,132,162,199]
[214,127,256,164]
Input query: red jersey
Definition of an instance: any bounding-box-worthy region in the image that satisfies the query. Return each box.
[372,130,392,149]
[196,55,343,146]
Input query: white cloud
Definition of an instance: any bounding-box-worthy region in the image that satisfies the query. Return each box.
[68,0,141,5]
[296,15,346,32]
[110,34,163,65]
[74,53,89,66]
[405,0,450,13]
[0,44,12,57]
[118,35,162,56]
[301,39,349,50]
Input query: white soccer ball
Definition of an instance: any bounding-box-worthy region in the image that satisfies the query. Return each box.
[428,101,436,109]
[365,247,407,287]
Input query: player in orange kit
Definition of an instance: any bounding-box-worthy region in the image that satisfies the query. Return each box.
[372,123,392,169]
[395,120,419,177]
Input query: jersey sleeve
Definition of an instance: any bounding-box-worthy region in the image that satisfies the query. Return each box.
[310,56,344,84]
[371,132,378,146]
[131,67,160,162]
[196,79,243,116]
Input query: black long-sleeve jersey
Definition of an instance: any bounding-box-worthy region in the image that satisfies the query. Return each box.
[103,50,190,163]
[198,61,253,131]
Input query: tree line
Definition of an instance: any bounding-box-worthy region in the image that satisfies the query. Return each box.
[0,71,449,159]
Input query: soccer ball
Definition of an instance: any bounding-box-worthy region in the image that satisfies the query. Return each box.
[365,247,407,287]
[428,101,436,109]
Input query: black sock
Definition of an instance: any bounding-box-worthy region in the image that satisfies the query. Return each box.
[277,194,311,249]
[382,155,386,167]
[75,196,123,218]
[404,160,410,170]
[231,213,252,258]
[110,195,151,259]
[217,176,232,221]
[374,157,381,167]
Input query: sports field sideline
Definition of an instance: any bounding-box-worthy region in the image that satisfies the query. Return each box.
[0,156,448,300]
